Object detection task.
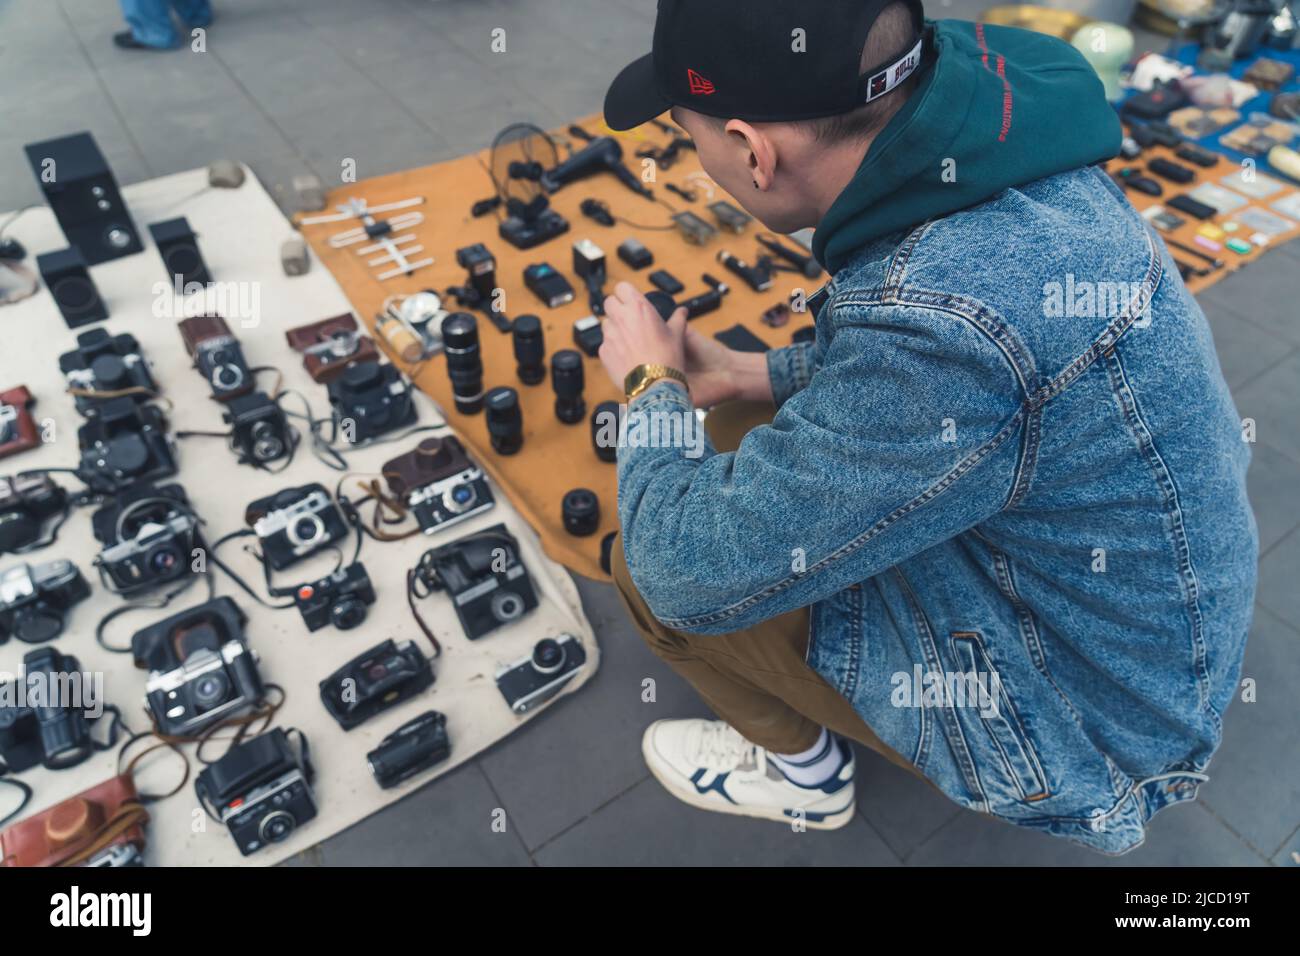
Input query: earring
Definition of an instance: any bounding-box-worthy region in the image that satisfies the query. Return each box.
[753,180,759,189]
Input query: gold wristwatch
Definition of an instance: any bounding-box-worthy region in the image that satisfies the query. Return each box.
[624,363,688,401]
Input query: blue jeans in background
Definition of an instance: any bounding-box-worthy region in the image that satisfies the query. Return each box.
[119,0,212,48]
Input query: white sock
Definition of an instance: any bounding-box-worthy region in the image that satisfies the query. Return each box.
[769,728,845,787]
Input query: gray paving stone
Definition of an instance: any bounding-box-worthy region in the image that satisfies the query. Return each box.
[1207,248,1300,347]
[1231,351,1300,465]
[1270,827,1300,867]
[1256,530,1300,628]
[849,744,963,861]
[1203,308,1296,393]
[1246,441,1300,557]
[534,776,902,866]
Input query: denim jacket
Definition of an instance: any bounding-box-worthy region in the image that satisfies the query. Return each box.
[617,165,1257,853]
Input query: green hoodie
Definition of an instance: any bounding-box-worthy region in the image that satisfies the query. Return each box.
[812,20,1122,274]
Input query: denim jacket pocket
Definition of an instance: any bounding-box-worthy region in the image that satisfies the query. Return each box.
[950,630,1051,805]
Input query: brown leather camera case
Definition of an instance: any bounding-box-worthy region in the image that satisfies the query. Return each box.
[177,314,235,358]
[0,774,147,867]
[0,386,39,460]
[285,313,378,383]
[382,435,475,500]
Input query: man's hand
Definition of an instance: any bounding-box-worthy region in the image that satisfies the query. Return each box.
[599,282,688,393]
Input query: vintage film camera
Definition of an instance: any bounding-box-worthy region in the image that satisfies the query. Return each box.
[0,646,99,772]
[412,524,538,640]
[246,483,350,571]
[285,313,379,384]
[178,315,254,402]
[366,710,450,789]
[319,638,434,730]
[58,328,158,417]
[195,728,316,856]
[495,635,587,716]
[222,391,292,467]
[76,397,177,494]
[92,483,200,595]
[0,474,68,555]
[0,559,90,645]
[287,562,375,632]
[0,386,40,460]
[382,435,494,536]
[131,597,264,738]
[326,359,416,443]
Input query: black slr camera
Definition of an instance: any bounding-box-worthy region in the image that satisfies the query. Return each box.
[413,524,538,640]
[132,597,264,737]
[319,638,434,730]
[195,728,316,856]
[92,483,200,595]
[76,397,177,494]
[58,328,158,417]
[326,360,416,443]
[0,474,68,555]
[223,391,292,467]
[247,484,349,571]
[0,647,98,772]
[290,562,375,632]
[0,559,90,645]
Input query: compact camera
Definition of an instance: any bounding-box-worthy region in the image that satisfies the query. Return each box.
[495,635,587,716]
[0,385,39,460]
[0,646,97,772]
[92,483,200,595]
[382,435,495,536]
[132,597,264,737]
[319,638,434,730]
[326,360,416,443]
[366,710,450,789]
[0,474,68,555]
[58,328,158,417]
[285,313,379,384]
[290,562,375,632]
[76,397,177,494]
[195,728,317,856]
[179,315,254,402]
[0,559,90,645]
[413,524,538,640]
[247,484,350,571]
[223,391,292,467]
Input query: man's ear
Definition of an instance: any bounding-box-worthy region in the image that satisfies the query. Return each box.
[724,119,777,190]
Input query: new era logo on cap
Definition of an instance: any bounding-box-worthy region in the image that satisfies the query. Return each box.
[687,68,715,96]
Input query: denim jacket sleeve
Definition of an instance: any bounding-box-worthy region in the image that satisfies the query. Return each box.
[617,301,1027,635]
[766,341,818,408]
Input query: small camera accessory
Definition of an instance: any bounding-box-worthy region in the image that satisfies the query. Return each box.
[714,324,770,353]
[326,359,417,443]
[92,483,201,596]
[0,647,102,772]
[285,313,380,384]
[0,474,68,555]
[708,200,752,234]
[441,312,485,415]
[223,391,292,467]
[618,238,654,270]
[59,328,158,418]
[512,314,546,385]
[562,488,600,537]
[579,197,616,226]
[178,314,253,402]
[449,243,511,333]
[289,562,376,632]
[1147,158,1195,184]
[649,269,684,295]
[572,239,608,315]
[132,597,265,738]
[319,639,434,731]
[409,524,539,642]
[523,262,575,309]
[717,250,773,292]
[76,398,177,495]
[1118,172,1163,197]
[1141,206,1185,233]
[485,387,524,456]
[495,635,588,715]
[382,435,495,535]
[195,728,316,856]
[1167,194,1217,220]
[0,559,90,644]
[366,710,450,789]
[680,274,730,319]
[645,290,678,320]
[572,315,603,357]
[551,349,586,424]
[756,233,822,279]
[0,386,39,460]
[246,483,350,571]
[671,211,718,245]
[374,313,425,363]
[1175,143,1219,168]
[591,400,620,463]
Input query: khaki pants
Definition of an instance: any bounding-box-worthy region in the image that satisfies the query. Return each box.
[611,400,919,776]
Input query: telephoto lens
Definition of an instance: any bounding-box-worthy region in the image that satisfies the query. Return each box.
[441,311,484,414]
[551,349,586,424]
[485,386,524,455]
[512,314,546,385]
[562,487,600,537]
[591,400,620,463]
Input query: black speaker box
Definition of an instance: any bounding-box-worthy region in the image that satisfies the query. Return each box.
[23,131,144,265]
[37,247,109,329]
[149,216,210,287]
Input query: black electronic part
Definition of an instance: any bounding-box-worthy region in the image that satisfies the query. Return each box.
[649,269,684,295]
[149,216,210,287]
[1175,142,1220,167]
[579,198,616,227]
[618,238,654,270]
[551,349,586,424]
[645,290,678,321]
[708,200,753,234]
[672,211,718,245]
[511,313,546,385]
[1148,158,1195,184]
[441,311,485,414]
[540,136,652,199]
[573,239,608,315]
[319,639,434,731]
[680,275,730,319]
[1167,194,1217,220]
[485,386,524,456]
[572,316,603,357]
[367,711,450,789]
[714,324,770,353]
[755,233,821,279]
[36,247,108,328]
[717,250,773,292]
[561,488,600,537]
[523,262,575,309]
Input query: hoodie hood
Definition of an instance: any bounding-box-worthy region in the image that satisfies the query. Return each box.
[812,20,1121,274]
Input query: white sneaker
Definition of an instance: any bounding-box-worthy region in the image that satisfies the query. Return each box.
[641,718,856,830]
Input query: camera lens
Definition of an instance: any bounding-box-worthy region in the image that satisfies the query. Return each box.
[531,638,566,674]
[491,590,525,623]
[250,420,285,462]
[331,598,367,630]
[212,362,244,391]
[591,400,620,463]
[562,488,600,537]
[289,513,323,547]
[551,349,586,424]
[512,314,546,385]
[441,312,484,415]
[442,481,478,515]
[149,545,180,574]
[259,811,296,844]
[485,386,524,456]
[193,671,230,709]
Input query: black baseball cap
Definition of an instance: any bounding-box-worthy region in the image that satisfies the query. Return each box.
[604,0,926,131]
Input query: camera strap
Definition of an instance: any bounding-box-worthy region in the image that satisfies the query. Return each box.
[405,565,444,658]
[95,569,215,653]
[0,774,33,828]
[208,529,296,610]
[116,731,191,805]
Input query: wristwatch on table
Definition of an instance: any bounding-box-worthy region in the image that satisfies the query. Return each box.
[624,363,688,401]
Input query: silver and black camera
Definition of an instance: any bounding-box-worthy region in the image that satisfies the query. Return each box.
[0,559,90,645]
[410,524,538,641]
[58,328,157,418]
[132,597,264,737]
[223,391,292,467]
[247,484,349,571]
[195,728,316,856]
[495,634,587,715]
[76,397,177,495]
[92,483,200,595]
[0,474,68,555]
[382,435,494,536]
